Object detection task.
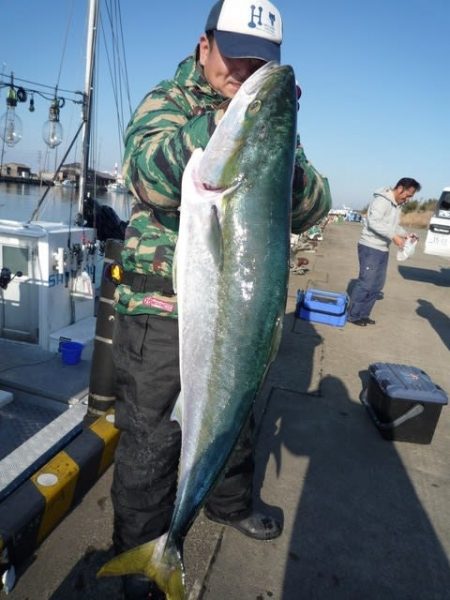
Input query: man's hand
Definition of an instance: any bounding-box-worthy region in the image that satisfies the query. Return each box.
[296,83,302,111]
[392,234,407,249]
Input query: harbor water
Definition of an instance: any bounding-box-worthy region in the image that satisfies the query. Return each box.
[0,182,131,224]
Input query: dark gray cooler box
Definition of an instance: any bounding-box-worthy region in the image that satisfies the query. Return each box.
[361,363,448,444]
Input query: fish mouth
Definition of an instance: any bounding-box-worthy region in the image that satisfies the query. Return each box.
[202,179,241,195]
[194,157,241,196]
[203,183,224,192]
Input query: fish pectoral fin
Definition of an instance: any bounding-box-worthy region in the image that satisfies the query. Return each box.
[98,537,185,600]
[208,204,224,271]
[172,243,178,294]
[175,147,206,294]
[171,392,183,427]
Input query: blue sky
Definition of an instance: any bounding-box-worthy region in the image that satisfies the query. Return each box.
[1,0,449,209]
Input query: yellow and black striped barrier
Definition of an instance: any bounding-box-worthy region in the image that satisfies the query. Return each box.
[0,409,119,578]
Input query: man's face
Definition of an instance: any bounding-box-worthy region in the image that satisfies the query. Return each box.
[394,186,417,205]
[199,34,265,98]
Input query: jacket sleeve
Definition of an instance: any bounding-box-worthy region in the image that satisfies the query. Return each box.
[122,83,226,210]
[291,139,332,234]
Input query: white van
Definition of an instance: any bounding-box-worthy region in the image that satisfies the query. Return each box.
[424,187,450,258]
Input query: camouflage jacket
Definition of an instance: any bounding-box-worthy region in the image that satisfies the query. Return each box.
[115,54,331,317]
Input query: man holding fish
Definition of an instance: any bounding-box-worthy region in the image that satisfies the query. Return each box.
[104,1,331,598]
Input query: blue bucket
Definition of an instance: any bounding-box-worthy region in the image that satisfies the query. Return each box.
[60,341,84,365]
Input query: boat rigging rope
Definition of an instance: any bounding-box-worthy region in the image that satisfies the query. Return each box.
[29,121,84,223]
[21,1,132,224]
[100,0,132,166]
[55,0,77,89]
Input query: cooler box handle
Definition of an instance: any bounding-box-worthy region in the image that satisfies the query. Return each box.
[296,289,349,317]
[360,389,424,430]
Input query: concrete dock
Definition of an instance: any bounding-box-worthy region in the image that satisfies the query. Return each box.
[3,221,450,599]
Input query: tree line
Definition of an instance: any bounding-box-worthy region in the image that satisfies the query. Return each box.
[361,198,438,214]
[401,198,437,214]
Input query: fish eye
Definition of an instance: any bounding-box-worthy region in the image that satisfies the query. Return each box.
[248,100,261,115]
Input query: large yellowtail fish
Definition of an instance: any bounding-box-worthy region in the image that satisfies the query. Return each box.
[98,60,297,599]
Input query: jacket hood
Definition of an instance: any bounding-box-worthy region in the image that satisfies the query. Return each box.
[373,187,396,205]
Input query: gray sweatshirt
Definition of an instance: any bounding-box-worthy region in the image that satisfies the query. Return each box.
[359,187,406,252]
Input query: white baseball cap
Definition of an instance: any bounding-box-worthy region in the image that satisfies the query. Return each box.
[205,0,283,63]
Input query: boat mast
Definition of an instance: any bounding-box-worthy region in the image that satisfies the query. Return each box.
[77,0,99,215]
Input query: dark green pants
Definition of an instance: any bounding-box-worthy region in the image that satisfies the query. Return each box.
[111,313,254,552]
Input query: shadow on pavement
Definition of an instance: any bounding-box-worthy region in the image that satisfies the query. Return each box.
[48,547,122,600]
[253,315,322,531]
[256,356,450,598]
[398,265,450,287]
[416,299,450,350]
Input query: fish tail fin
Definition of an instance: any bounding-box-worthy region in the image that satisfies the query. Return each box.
[97,534,185,600]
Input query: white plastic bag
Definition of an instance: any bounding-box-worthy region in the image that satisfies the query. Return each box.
[397,236,418,262]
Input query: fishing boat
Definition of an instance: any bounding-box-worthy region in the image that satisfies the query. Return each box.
[107,179,128,194]
[0,0,130,591]
[54,178,77,188]
[107,164,128,193]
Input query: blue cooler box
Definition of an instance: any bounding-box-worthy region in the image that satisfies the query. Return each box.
[361,363,448,444]
[296,288,348,327]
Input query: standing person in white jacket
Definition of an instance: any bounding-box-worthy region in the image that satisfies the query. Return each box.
[347,177,421,326]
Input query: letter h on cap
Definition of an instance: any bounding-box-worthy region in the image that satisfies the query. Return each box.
[248,5,263,28]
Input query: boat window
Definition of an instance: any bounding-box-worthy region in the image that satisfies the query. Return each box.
[2,245,29,277]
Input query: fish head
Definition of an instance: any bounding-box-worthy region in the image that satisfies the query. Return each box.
[199,61,297,193]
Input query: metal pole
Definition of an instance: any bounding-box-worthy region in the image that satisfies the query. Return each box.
[0,134,6,178]
[77,0,99,216]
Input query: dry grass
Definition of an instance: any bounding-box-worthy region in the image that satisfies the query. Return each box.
[400,210,433,229]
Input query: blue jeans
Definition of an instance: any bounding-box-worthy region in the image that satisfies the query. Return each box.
[348,244,389,321]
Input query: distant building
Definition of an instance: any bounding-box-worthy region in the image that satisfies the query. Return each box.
[39,171,55,183]
[0,162,32,178]
[54,162,115,189]
[1,160,115,189]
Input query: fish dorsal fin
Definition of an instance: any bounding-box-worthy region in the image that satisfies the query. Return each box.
[175,148,225,287]
[269,315,284,364]
[255,316,285,401]
[171,391,183,428]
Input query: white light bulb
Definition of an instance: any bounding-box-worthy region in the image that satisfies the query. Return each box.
[0,106,23,147]
[42,119,63,148]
